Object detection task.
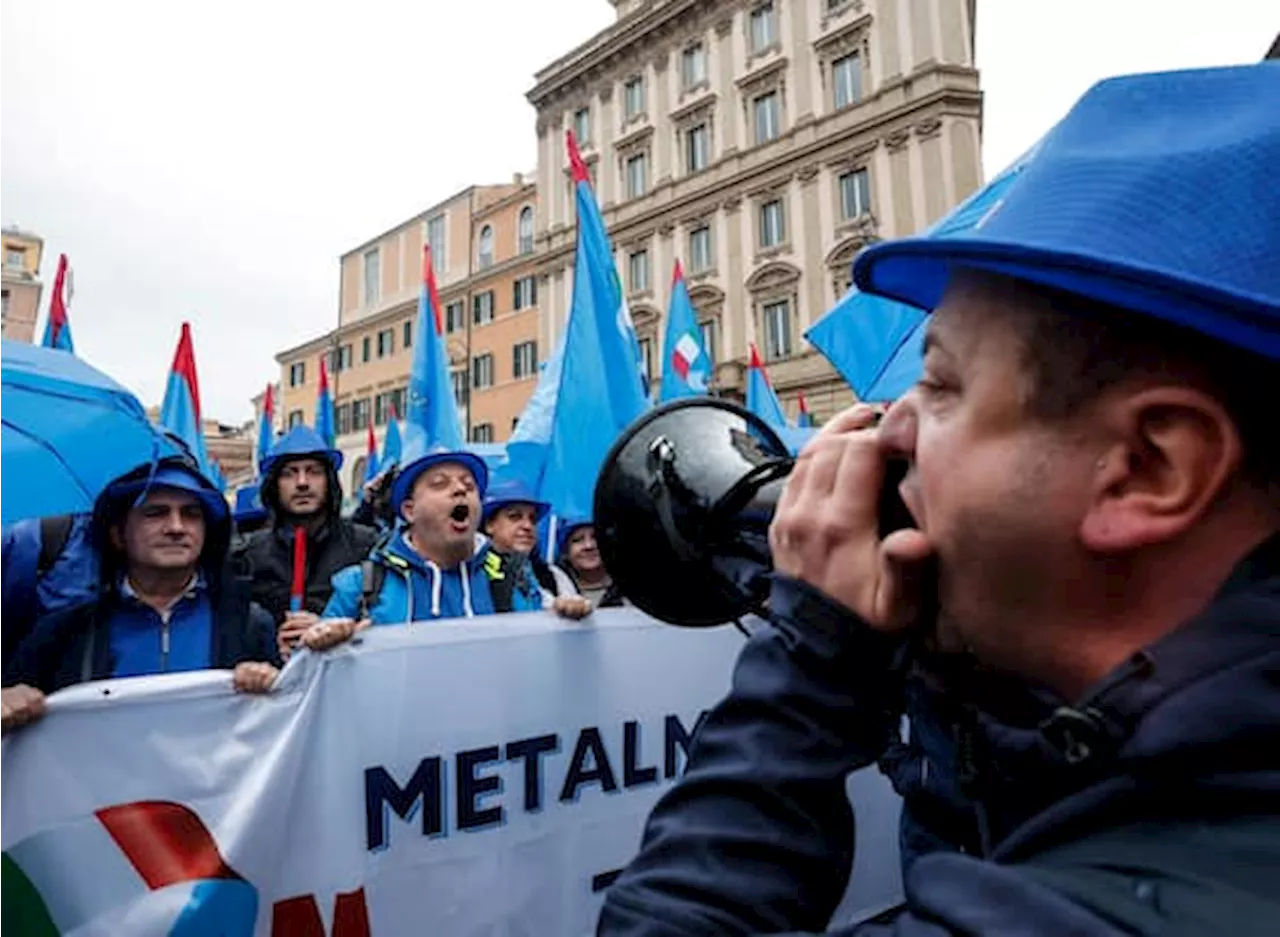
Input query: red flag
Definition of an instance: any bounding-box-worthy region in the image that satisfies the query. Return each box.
[566,129,591,184]
[170,322,203,422]
[422,246,444,335]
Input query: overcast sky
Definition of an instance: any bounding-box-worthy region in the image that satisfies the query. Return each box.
[3,0,1276,422]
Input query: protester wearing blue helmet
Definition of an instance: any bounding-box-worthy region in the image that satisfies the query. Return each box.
[556,517,625,610]
[3,462,280,732]
[482,479,589,618]
[233,425,378,659]
[314,447,545,638]
[602,64,1280,936]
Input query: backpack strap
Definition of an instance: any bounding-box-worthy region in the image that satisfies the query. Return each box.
[37,514,75,578]
[357,560,385,621]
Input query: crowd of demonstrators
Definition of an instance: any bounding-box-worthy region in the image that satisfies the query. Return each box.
[1,460,280,733]
[231,426,378,660]
[599,64,1280,937]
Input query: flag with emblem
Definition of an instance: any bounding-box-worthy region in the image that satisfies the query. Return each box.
[658,260,710,402]
[314,355,336,448]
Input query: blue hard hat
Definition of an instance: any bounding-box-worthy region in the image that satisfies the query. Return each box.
[391,446,489,514]
[259,425,344,480]
[854,63,1280,359]
[481,478,550,525]
[555,515,594,561]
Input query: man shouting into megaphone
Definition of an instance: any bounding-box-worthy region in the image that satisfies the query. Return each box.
[599,64,1280,937]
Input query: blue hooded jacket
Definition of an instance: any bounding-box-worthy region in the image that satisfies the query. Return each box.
[323,530,542,624]
[6,462,279,692]
[598,536,1280,936]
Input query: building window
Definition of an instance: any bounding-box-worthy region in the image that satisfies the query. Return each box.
[376,328,395,358]
[624,76,645,119]
[625,152,648,199]
[513,275,538,310]
[362,336,371,363]
[473,290,494,325]
[363,248,380,305]
[689,225,713,273]
[399,321,411,349]
[637,336,654,382]
[336,344,353,371]
[287,409,304,429]
[753,91,781,145]
[840,168,872,220]
[1,290,8,316]
[759,198,786,248]
[750,2,778,53]
[628,249,650,294]
[5,248,24,270]
[426,215,447,272]
[336,403,352,436]
[833,52,863,109]
[375,389,405,426]
[352,398,371,431]
[699,319,719,365]
[518,207,535,254]
[685,123,710,174]
[451,368,469,407]
[477,225,494,270]
[445,300,466,333]
[573,106,591,145]
[761,299,793,360]
[288,362,306,387]
[472,353,495,390]
[513,340,538,378]
[681,42,707,90]
[471,423,495,444]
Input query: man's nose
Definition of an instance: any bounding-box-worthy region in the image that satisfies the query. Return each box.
[162,510,188,534]
[877,393,919,461]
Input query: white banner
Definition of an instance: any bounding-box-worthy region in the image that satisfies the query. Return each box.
[2,609,903,936]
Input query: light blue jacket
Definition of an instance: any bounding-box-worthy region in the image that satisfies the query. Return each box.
[323,531,542,625]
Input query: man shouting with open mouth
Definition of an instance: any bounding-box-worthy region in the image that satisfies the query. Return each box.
[317,447,549,631]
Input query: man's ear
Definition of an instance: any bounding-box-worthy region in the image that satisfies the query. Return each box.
[1080,386,1242,553]
[400,499,415,525]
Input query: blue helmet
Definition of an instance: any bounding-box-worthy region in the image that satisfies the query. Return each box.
[481,478,550,526]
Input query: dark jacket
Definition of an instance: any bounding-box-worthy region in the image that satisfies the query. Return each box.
[598,536,1280,936]
[236,519,379,622]
[234,431,378,622]
[5,462,280,693]
[5,562,279,693]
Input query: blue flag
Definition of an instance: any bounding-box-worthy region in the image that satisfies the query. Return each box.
[382,414,403,469]
[314,356,336,448]
[255,384,275,474]
[159,322,212,476]
[658,260,711,402]
[504,335,564,495]
[746,343,788,430]
[40,254,75,353]
[404,245,464,457]
[540,131,650,523]
[806,141,1043,400]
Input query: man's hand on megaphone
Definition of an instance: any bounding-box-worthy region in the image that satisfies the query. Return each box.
[769,404,934,632]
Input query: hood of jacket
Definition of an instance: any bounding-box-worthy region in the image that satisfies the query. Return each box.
[259,426,344,524]
[945,534,1280,861]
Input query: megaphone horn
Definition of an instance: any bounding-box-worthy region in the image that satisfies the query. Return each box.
[594,398,793,627]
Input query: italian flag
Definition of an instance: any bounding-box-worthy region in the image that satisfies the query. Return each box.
[2,800,257,936]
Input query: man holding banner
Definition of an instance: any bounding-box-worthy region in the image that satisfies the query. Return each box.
[3,460,280,729]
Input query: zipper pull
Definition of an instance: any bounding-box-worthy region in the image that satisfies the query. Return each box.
[161,622,171,672]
